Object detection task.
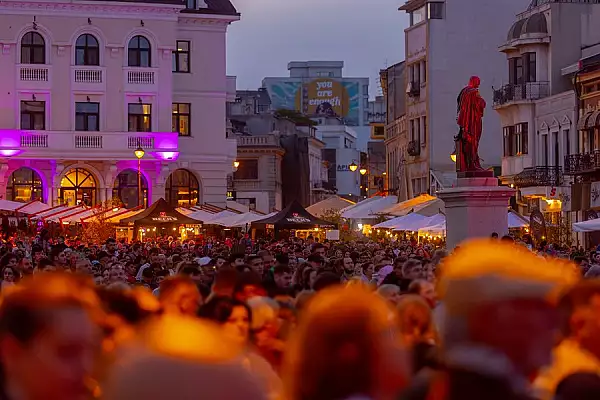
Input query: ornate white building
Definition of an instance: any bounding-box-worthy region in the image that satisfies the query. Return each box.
[0,0,239,208]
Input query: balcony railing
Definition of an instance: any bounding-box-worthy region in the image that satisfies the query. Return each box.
[127,69,155,84]
[19,65,49,82]
[236,135,280,147]
[564,151,600,175]
[73,67,103,84]
[407,140,420,156]
[514,166,563,188]
[2,130,177,160]
[407,81,420,97]
[493,81,550,106]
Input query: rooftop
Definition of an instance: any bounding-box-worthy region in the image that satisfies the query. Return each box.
[507,12,548,41]
[83,0,238,15]
[528,0,600,10]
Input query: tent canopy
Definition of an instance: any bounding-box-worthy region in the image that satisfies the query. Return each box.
[306,196,356,217]
[120,198,200,225]
[341,196,398,219]
[508,210,529,229]
[252,200,337,229]
[573,218,600,232]
[379,194,444,217]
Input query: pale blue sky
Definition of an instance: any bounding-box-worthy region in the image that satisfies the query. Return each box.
[226,0,409,99]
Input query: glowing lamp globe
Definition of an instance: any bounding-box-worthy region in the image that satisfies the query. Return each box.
[134,147,145,159]
[349,162,358,172]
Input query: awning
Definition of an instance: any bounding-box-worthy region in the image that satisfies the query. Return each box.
[587,110,600,129]
[508,210,529,228]
[341,196,398,219]
[15,201,50,215]
[573,218,600,232]
[306,196,356,218]
[578,111,593,130]
[379,194,442,217]
[0,200,26,212]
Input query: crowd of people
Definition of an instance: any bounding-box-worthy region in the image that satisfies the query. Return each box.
[0,233,599,399]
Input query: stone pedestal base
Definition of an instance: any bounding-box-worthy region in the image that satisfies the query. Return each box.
[438,177,514,250]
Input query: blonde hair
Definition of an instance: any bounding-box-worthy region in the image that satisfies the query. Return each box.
[283,286,399,400]
[396,294,435,345]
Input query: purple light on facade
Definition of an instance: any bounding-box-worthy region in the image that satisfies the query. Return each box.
[153,151,179,161]
[0,130,21,148]
[152,132,178,150]
[0,149,23,156]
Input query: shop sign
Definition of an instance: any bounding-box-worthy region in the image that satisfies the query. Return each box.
[337,165,352,171]
[152,212,177,222]
[286,212,311,223]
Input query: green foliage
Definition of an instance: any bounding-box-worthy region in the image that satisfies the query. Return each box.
[318,208,359,242]
[274,109,317,126]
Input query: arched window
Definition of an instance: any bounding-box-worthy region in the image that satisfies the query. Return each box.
[60,168,97,206]
[112,169,148,209]
[128,35,151,67]
[6,168,43,202]
[75,34,99,66]
[21,32,45,64]
[165,169,200,207]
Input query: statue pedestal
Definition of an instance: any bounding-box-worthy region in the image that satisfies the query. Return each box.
[438,176,514,250]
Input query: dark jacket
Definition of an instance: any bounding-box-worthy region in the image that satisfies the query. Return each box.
[555,372,600,400]
[399,367,537,400]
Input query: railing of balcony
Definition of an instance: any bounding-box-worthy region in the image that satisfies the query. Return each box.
[19,66,49,82]
[514,166,563,187]
[74,68,103,84]
[20,134,48,148]
[237,135,279,147]
[564,151,600,175]
[493,81,550,106]
[127,70,155,85]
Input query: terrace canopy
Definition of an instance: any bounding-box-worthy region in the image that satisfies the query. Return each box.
[120,198,199,226]
[252,200,337,230]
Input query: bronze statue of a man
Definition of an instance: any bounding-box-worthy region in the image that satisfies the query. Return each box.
[455,76,486,172]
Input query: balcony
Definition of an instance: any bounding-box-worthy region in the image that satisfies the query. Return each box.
[16,64,52,90]
[0,130,178,161]
[71,66,106,92]
[230,180,262,191]
[564,151,600,175]
[123,67,158,92]
[514,166,563,188]
[236,135,280,147]
[407,140,420,156]
[493,81,549,107]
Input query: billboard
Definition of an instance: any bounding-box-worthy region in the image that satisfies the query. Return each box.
[265,79,361,126]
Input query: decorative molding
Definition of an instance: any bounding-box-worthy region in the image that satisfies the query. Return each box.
[162,49,171,60]
[560,115,571,127]
[539,121,548,132]
[2,44,10,55]
[0,2,182,21]
[550,117,559,128]
[110,47,119,58]
[57,46,66,57]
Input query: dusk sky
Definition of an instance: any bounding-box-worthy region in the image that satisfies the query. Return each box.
[226,0,409,99]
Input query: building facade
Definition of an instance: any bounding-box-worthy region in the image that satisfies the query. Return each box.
[0,0,239,208]
[399,0,527,197]
[318,118,362,201]
[262,61,371,151]
[494,0,600,241]
[381,61,408,200]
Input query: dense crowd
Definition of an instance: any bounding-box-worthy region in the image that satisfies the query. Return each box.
[0,233,599,400]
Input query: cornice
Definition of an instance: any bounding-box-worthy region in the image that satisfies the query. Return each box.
[0,1,182,20]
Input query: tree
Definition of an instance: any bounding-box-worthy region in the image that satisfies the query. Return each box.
[318,208,359,242]
[80,198,122,244]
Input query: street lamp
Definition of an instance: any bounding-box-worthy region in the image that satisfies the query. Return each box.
[233,160,240,169]
[349,161,358,172]
[134,146,145,207]
[359,167,367,176]
[450,151,457,163]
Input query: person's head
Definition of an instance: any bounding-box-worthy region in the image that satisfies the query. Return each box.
[0,253,17,269]
[396,295,434,346]
[19,257,33,276]
[377,284,401,305]
[362,262,375,279]
[155,270,170,286]
[50,247,67,267]
[491,232,499,239]
[439,239,579,377]
[312,272,341,292]
[105,238,117,253]
[211,268,238,298]
[283,286,408,400]
[229,253,245,268]
[109,265,127,284]
[558,280,600,360]
[342,257,354,274]
[257,250,274,269]
[311,243,326,258]
[179,263,203,283]
[158,276,201,316]
[408,279,437,308]
[0,274,100,400]
[233,272,266,302]
[2,266,17,283]
[246,297,280,344]
[401,259,422,281]
[307,254,325,270]
[198,297,252,345]
[273,265,292,289]
[246,255,264,276]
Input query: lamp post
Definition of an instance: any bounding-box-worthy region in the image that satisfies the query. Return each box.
[349,161,358,172]
[134,146,145,207]
[359,166,368,198]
